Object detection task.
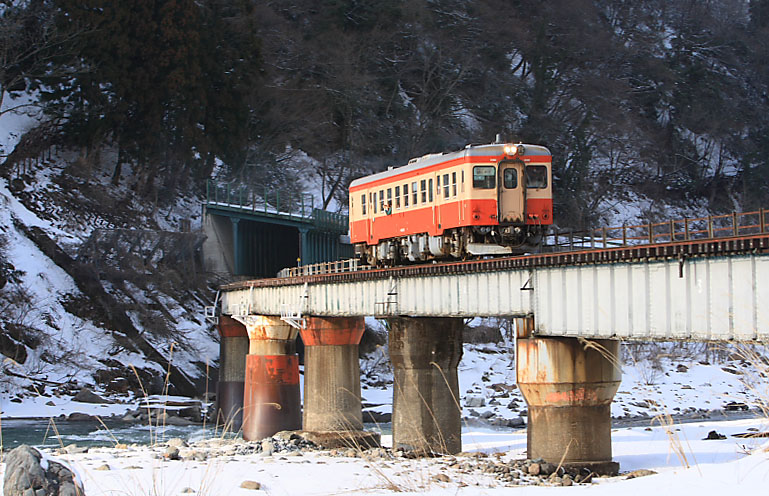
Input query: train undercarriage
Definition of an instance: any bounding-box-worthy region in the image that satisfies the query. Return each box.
[355,224,546,266]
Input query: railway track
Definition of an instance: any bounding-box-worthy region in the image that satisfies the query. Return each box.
[222,208,769,290]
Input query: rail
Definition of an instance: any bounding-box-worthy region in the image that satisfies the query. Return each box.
[273,208,769,278]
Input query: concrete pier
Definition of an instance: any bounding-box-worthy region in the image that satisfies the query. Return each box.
[215,316,248,430]
[516,334,621,474]
[300,317,379,448]
[240,316,301,440]
[388,317,463,454]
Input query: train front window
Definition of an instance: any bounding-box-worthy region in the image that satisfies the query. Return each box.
[526,165,548,188]
[473,166,496,189]
[503,168,517,189]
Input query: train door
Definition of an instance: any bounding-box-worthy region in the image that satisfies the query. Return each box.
[498,161,525,223]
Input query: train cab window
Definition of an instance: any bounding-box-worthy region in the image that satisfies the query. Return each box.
[361,194,366,215]
[526,165,548,188]
[429,178,434,202]
[403,184,409,207]
[443,173,450,199]
[473,166,496,189]
[412,181,418,205]
[420,180,427,203]
[503,168,517,189]
[452,172,457,196]
[395,186,401,209]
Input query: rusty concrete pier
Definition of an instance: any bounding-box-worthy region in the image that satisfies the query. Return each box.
[239,316,301,440]
[516,317,621,472]
[215,316,249,430]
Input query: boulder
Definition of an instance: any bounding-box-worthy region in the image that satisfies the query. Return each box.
[3,445,86,496]
[73,387,112,404]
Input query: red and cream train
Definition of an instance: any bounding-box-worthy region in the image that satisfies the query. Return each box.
[349,140,553,265]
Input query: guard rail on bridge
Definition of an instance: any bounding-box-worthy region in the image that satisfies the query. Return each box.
[205,179,347,233]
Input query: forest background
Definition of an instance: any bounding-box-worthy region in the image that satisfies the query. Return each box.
[4,0,769,229]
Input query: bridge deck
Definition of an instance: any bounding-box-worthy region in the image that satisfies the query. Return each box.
[220,233,769,342]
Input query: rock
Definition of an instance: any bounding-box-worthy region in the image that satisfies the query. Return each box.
[480,410,495,419]
[67,412,96,421]
[704,430,726,440]
[240,480,261,490]
[539,462,557,476]
[625,469,657,479]
[528,463,541,476]
[62,444,88,455]
[260,440,274,456]
[94,464,111,471]
[164,447,180,460]
[676,364,688,373]
[165,416,195,426]
[45,400,56,406]
[3,444,86,496]
[167,438,188,448]
[465,396,486,408]
[74,387,112,404]
[432,473,451,483]
[181,488,195,493]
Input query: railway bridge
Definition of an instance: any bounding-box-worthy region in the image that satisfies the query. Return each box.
[213,209,769,474]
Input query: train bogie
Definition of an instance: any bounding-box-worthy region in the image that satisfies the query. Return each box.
[349,140,553,265]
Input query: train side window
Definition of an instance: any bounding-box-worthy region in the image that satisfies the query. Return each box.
[412,181,418,205]
[429,178,434,202]
[395,186,401,209]
[452,172,457,197]
[379,190,384,211]
[461,170,465,193]
[403,184,409,207]
[361,194,366,215]
[473,166,496,189]
[421,180,427,203]
[526,165,548,188]
[443,173,450,198]
[504,168,517,189]
[372,192,377,213]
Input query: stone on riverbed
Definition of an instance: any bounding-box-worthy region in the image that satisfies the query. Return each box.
[3,444,86,496]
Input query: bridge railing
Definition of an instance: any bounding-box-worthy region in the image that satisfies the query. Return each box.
[205,180,315,218]
[546,208,768,251]
[311,209,348,232]
[277,258,361,278]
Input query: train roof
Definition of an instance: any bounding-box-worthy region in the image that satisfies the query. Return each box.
[349,143,551,189]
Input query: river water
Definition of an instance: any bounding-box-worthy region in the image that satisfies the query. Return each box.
[0,420,390,451]
[0,419,227,450]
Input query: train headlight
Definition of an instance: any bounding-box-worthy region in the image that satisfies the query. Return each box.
[504,144,525,157]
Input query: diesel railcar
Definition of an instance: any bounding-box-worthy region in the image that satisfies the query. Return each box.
[349,141,553,265]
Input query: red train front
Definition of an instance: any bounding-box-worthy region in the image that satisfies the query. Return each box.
[349,141,553,265]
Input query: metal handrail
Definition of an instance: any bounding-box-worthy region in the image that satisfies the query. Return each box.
[205,179,316,218]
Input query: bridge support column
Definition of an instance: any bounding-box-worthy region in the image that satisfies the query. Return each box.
[300,317,380,448]
[516,333,621,474]
[240,316,301,440]
[388,317,463,454]
[215,316,248,431]
[230,217,241,275]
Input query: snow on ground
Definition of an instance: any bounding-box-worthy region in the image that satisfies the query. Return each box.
[0,418,766,495]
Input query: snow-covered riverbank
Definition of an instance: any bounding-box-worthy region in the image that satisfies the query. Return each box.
[1,417,767,495]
